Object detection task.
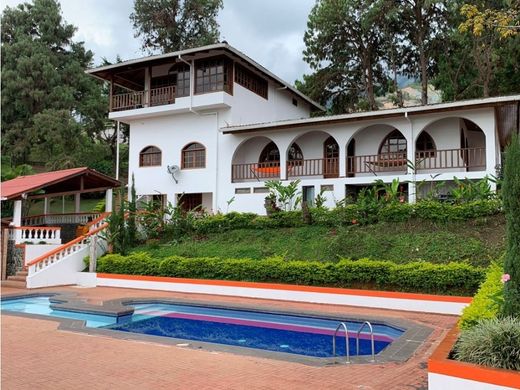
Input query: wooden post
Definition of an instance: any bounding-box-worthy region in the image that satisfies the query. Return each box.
[109,75,113,111]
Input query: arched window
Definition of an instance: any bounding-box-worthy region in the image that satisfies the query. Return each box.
[182,142,206,169]
[379,130,407,155]
[259,142,303,163]
[139,146,162,167]
[416,131,436,158]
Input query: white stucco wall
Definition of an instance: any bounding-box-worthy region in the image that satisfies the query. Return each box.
[126,78,500,214]
[24,244,62,265]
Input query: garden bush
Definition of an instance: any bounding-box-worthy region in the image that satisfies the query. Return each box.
[187,199,503,236]
[97,253,485,295]
[454,317,520,371]
[458,262,503,330]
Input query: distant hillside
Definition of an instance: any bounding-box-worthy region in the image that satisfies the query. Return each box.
[377,82,442,109]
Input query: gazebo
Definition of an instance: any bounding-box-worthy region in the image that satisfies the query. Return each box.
[1,167,120,243]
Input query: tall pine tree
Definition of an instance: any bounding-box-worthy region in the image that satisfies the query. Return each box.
[130,0,223,54]
[1,0,108,168]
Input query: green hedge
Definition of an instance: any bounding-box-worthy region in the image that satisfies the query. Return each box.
[192,199,502,234]
[97,252,485,296]
[458,261,503,329]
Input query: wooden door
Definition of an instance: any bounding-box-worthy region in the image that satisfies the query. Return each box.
[323,136,339,178]
[179,193,202,212]
[347,139,356,177]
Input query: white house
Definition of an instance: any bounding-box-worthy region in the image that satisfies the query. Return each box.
[87,43,520,214]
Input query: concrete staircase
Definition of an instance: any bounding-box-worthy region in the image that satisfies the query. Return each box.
[2,270,27,289]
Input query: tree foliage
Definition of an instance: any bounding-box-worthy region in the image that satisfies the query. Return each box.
[1,0,110,171]
[433,0,520,100]
[301,0,389,113]
[502,133,520,317]
[130,0,223,54]
[300,0,519,113]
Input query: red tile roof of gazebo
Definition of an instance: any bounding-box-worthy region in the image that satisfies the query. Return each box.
[1,167,120,201]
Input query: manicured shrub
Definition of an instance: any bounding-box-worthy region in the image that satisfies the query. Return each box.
[97,253,485,295]
[502,133,520,316]
[454,317,520,371]
[459,262,503,330]
[377,203,414,222]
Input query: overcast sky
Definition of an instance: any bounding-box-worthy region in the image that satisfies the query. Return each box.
[2,0,316,84]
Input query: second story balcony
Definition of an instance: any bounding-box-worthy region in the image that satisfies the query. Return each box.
[111,85,177,111]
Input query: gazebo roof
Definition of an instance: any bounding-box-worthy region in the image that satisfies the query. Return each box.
[0,167,120,201]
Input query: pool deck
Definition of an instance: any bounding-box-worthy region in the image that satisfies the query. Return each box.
[1,285,458,389]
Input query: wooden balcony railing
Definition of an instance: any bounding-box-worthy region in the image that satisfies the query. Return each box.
[150,85,176,106]
[232,161,281,182]
[415,147,486,171]
[111,85,176,111]
[287,158,339,178]
[347,152,408,175]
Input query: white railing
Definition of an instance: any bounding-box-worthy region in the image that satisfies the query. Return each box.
[22,213,101,226]
[16,227,61,244]
[26,220,108,286]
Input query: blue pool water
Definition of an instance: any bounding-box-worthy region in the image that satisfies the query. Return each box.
[107,303,404,358]
[0,296,117,328]
[1,297,404,358]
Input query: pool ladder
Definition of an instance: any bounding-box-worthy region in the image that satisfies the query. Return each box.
[332,321,375,364]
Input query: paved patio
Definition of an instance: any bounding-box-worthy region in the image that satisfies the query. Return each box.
[1,285,457,389]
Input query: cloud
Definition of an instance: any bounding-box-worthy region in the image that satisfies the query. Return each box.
[2,0,315,82]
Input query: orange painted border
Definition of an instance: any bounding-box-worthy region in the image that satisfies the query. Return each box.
[429,325,520,388]
[97,273,473,303]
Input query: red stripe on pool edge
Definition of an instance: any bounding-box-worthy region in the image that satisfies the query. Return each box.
[97,273,473,303]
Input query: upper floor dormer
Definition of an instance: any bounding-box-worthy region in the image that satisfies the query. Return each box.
[87,43,324,124]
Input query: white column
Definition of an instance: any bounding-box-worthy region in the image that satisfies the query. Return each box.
[13,200,22,227]
[105,189,113,212]
[144,67,151,107]
[485,127,498,179]
[339,144,346,178]
[75,193,81,213]
[43,197,49,214]
[408,181,416,204]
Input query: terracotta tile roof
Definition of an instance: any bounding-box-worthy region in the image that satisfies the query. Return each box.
[1,167,120,200]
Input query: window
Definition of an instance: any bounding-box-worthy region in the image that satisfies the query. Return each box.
[235,63,268,99]
[416,131,436,158]
[379,130,407,155]
[195,57,232,95]
[168,63,190,97]
[259,141,303,163]
[182,142,206,169]
[321,184,334,192]
[235,188,251,194]
[139,146,162,167]
[292,98,298,106]
[253,187,269,193]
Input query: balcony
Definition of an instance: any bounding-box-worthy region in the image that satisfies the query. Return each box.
[347,152,407,176]
[111,85,176,111]
[231,148,486,183]
[415,147,486,172]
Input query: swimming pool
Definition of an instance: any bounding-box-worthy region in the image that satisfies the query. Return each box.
[107,303,403,358]
[0,296,118,328]
[1,296,404,360]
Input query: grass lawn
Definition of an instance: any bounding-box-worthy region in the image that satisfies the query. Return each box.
[135,215,505,267]
[26,197,103,215]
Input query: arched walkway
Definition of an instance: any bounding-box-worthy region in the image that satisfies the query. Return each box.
[231,136,281,182]
[415,117,486,172]
[346,125,408,176]
[286,131,339,178]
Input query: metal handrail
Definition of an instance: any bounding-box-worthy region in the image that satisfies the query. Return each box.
[332,322,351,364]
[356,321,375,362]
